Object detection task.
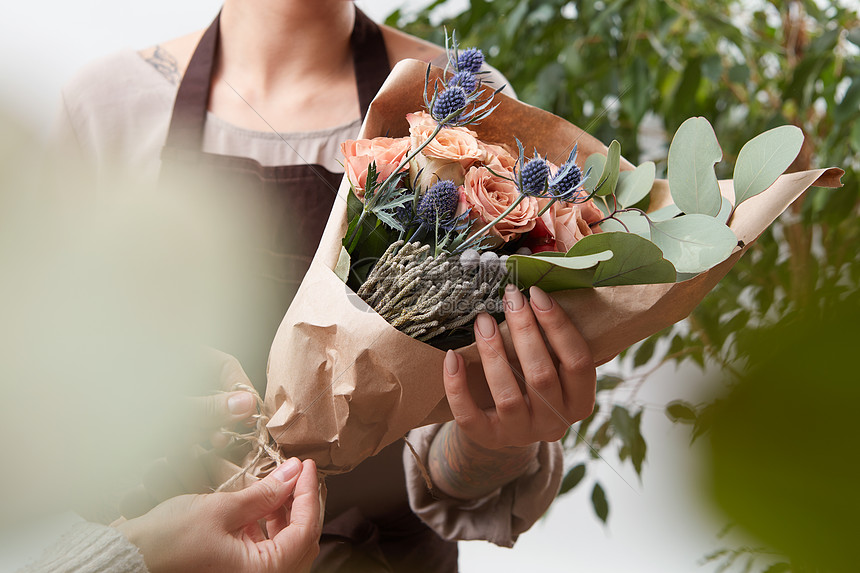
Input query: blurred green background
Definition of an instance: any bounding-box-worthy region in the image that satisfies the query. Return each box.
[392,1,859,571]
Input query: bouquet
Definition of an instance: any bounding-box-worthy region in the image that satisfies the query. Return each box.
[260,41,842,475]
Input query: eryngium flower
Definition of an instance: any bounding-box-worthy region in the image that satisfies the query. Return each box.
[431,86,467,123]
[550,161,584,201]
[520,157,550,196]
[417,180,459,228]
[448,70,478,93]
[457,47,484,74]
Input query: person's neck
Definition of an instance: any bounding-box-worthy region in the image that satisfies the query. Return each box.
[218,0,355,91]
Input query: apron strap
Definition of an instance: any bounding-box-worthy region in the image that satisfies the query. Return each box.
[163,7,390,152]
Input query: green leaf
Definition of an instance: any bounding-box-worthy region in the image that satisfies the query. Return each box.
[649,214,738,274]
[762,563,791,573]
[334,246,350,282]
[600,211,651,239]
[732,125,804,207]
[616,161,656,207]
[567,232,676,286]
[668,117,723,216]
[591,482,609,523]
[583,152,606,194]
[634,336,656,367]
[611,405,634,444]
[716,196,733,225]
[666,400,697,423]
[595,140,622,196]
[596,375,624,392]
[648,203,682,221]
[506,250,612,292]
[559,463,586,494]
[593,195,613,218]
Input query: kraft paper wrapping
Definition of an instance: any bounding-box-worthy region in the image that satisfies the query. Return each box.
[263,59,843,474]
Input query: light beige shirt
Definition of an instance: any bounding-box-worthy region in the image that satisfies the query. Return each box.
[57,49,562,547]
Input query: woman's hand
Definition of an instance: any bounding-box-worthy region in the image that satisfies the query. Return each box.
[443,285,596,450]
[118,458,321,573]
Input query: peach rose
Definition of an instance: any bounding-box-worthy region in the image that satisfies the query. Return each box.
[406,111,486,169]
[341,137,411,199]
[479,142,518,173]
[541,198,605,252]
[461,166,540,242]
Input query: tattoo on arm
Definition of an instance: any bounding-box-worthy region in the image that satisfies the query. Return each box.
[144,45,181,85]
[428,422,538,500]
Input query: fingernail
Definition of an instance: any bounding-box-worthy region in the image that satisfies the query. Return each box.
[529,286,554,311]
[227,392,255,415]
[475,312,496,339]
[444,350,459,375]
[272,458,301,482]
[504,283,524,311]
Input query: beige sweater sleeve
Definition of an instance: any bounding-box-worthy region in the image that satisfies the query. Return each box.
[19,522,148,573]
[402,423,563,548]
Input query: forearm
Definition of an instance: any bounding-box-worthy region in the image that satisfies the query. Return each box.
[428,421,538,500]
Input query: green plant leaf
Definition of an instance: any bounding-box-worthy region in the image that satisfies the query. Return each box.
[666,400,697,423]
[591,482,609,523]
[567,232,676,286]
[668,117,723,216]
[732,125,804,207]
[583,152,606,194]
[649,214,737,274]
[600,210,651,239]
[506,250,612,292]
[595,140,622,196]
[716,196,732,225]
[597,375,625,392]
[559,463,586,494]
[616,161,656,207]
[648,203,682,221]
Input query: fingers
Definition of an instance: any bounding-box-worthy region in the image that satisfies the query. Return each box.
[528,286,596,421]
[474,312,531,433]
[443,349,490,438]
[271,460,321,562]
[223,458,301,527]
[502,285,565,432]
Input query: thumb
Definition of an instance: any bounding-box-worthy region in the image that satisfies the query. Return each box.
[188,391,256,431]
[223,458,302,527]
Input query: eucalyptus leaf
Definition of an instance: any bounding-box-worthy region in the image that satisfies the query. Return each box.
[615,161,656,207]
[716,196,732,225]
[600,211,651,239]
[566,232,676,286]
[649,214,738,274]
[594,195,613,217]
[668,117,723,216]
[506,250,612,292]
[595,140,621,196]
[648,203,682,221]
[334,246,351,282]
[732,125,804,207]
[583,153,606,194]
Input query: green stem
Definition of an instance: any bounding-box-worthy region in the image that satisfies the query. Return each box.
[537,197,557,217]
[458,193,527,251]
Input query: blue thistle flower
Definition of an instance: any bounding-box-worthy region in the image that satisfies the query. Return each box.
[550,162,584,201]
[448,71,478,93]
[520,157,550,196]
[417,180,459,228]
[431,86,467,123]
[457,47,484,74]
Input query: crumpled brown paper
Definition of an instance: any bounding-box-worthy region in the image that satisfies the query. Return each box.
[263,59,843,474]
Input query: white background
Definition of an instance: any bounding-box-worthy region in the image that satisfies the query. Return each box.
[0,1,755,571]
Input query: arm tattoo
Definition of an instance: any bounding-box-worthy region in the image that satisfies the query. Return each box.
[144,45,181,85]
[428,422,539,500]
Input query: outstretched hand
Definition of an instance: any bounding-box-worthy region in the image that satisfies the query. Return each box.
[443,285,596,450]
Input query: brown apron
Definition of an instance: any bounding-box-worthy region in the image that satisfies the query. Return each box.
[159,7,458,572]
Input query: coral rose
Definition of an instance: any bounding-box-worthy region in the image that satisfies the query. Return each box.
[479,142,518,173]
[461,166,540,242]
[540,199,604,252]
[341,137,411,199]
